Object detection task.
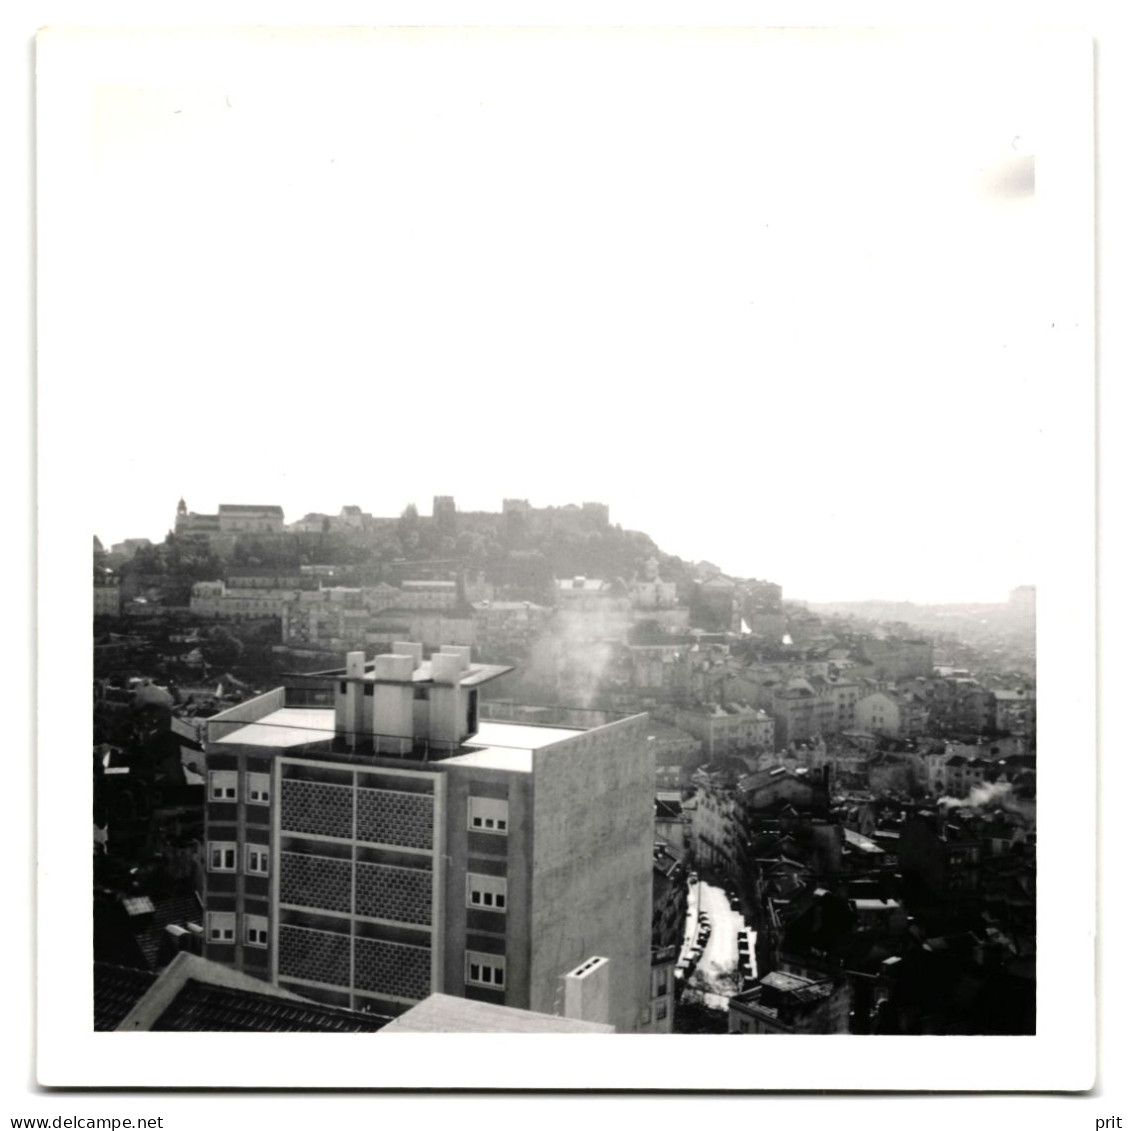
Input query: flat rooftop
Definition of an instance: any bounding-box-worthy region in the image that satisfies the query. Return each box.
[297,659,513,688]
[445,720,585,773]
[380,993,614,1033]
[214,711,584,769]
[216,708,336,748]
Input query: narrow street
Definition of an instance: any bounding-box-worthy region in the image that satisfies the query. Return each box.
[679,875,757,1012]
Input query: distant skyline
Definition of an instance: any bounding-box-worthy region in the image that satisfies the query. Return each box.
[96,489,1030,606]
[43,28,1083,608]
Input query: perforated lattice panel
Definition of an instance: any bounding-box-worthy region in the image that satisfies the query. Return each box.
[280,852,352,914]
[355,862,432,925]
[278,924,350,987]
[353,936,432,1000]
[280,779,353,839]
[355,788,433,849]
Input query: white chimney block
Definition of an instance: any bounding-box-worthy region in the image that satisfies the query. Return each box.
[440,645,472,670]
[563,956,611,1026]
[373,653,415,682]
[392,641,424,669]
[431,652,463,686]
[346,651,366,678]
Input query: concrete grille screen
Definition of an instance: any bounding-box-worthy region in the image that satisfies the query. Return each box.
[281,779,434,849]
[278,924,351,987]
[280,852,352,914]
[355,862,432,924]
[356,788,434,849]
[353,937,432,1000]
[280,780,352,839]
[277,772,437,1001]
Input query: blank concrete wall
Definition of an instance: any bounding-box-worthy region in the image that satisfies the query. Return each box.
[529,714,653,1032]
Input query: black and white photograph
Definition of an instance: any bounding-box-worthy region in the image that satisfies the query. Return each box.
[29,15,1103,1101]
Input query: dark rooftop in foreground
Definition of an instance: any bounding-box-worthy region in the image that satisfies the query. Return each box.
[108,953,391,1033]
[94,964,158,1031]
[152,980,390,1033]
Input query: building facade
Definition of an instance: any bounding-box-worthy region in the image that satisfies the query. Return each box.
[94,574,122,617]
[199,644,656,1030]
[190,580,296,620]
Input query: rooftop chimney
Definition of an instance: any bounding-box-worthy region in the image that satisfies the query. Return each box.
[431,652,463,686]
[335,650,367,748]
[391,641,423,669]
[373,652,415,755]
[428,650,467,752]
[440,645,472,671]
[562,956,611,1026]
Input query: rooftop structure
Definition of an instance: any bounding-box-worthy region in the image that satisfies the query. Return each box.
[728,969,849,1034]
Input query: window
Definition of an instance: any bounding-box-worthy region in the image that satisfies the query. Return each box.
[468,797,509,835]
[465,951,506,989]
[245,914,269,948]
[207,912,236,943]
[209,771,238,801]
[466,873,507,911]
[208,842,237,872]
[655,999,668,1022]
[246,845,270,875]
[246,772,271,804]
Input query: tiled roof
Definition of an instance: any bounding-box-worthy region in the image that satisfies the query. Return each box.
[94,964,158,1031]
[151,980,389,1033]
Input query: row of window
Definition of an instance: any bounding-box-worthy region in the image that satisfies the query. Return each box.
[207,911,268,947]
[210,771,271,804]
[206,917,505,991]
[208,843,505,915]
[209,777,509,841]
[209,842,269,874]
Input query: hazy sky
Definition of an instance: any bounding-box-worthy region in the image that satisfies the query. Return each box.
[40,27,1089,603]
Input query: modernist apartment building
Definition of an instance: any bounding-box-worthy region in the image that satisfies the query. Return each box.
[199,643,657,1031]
